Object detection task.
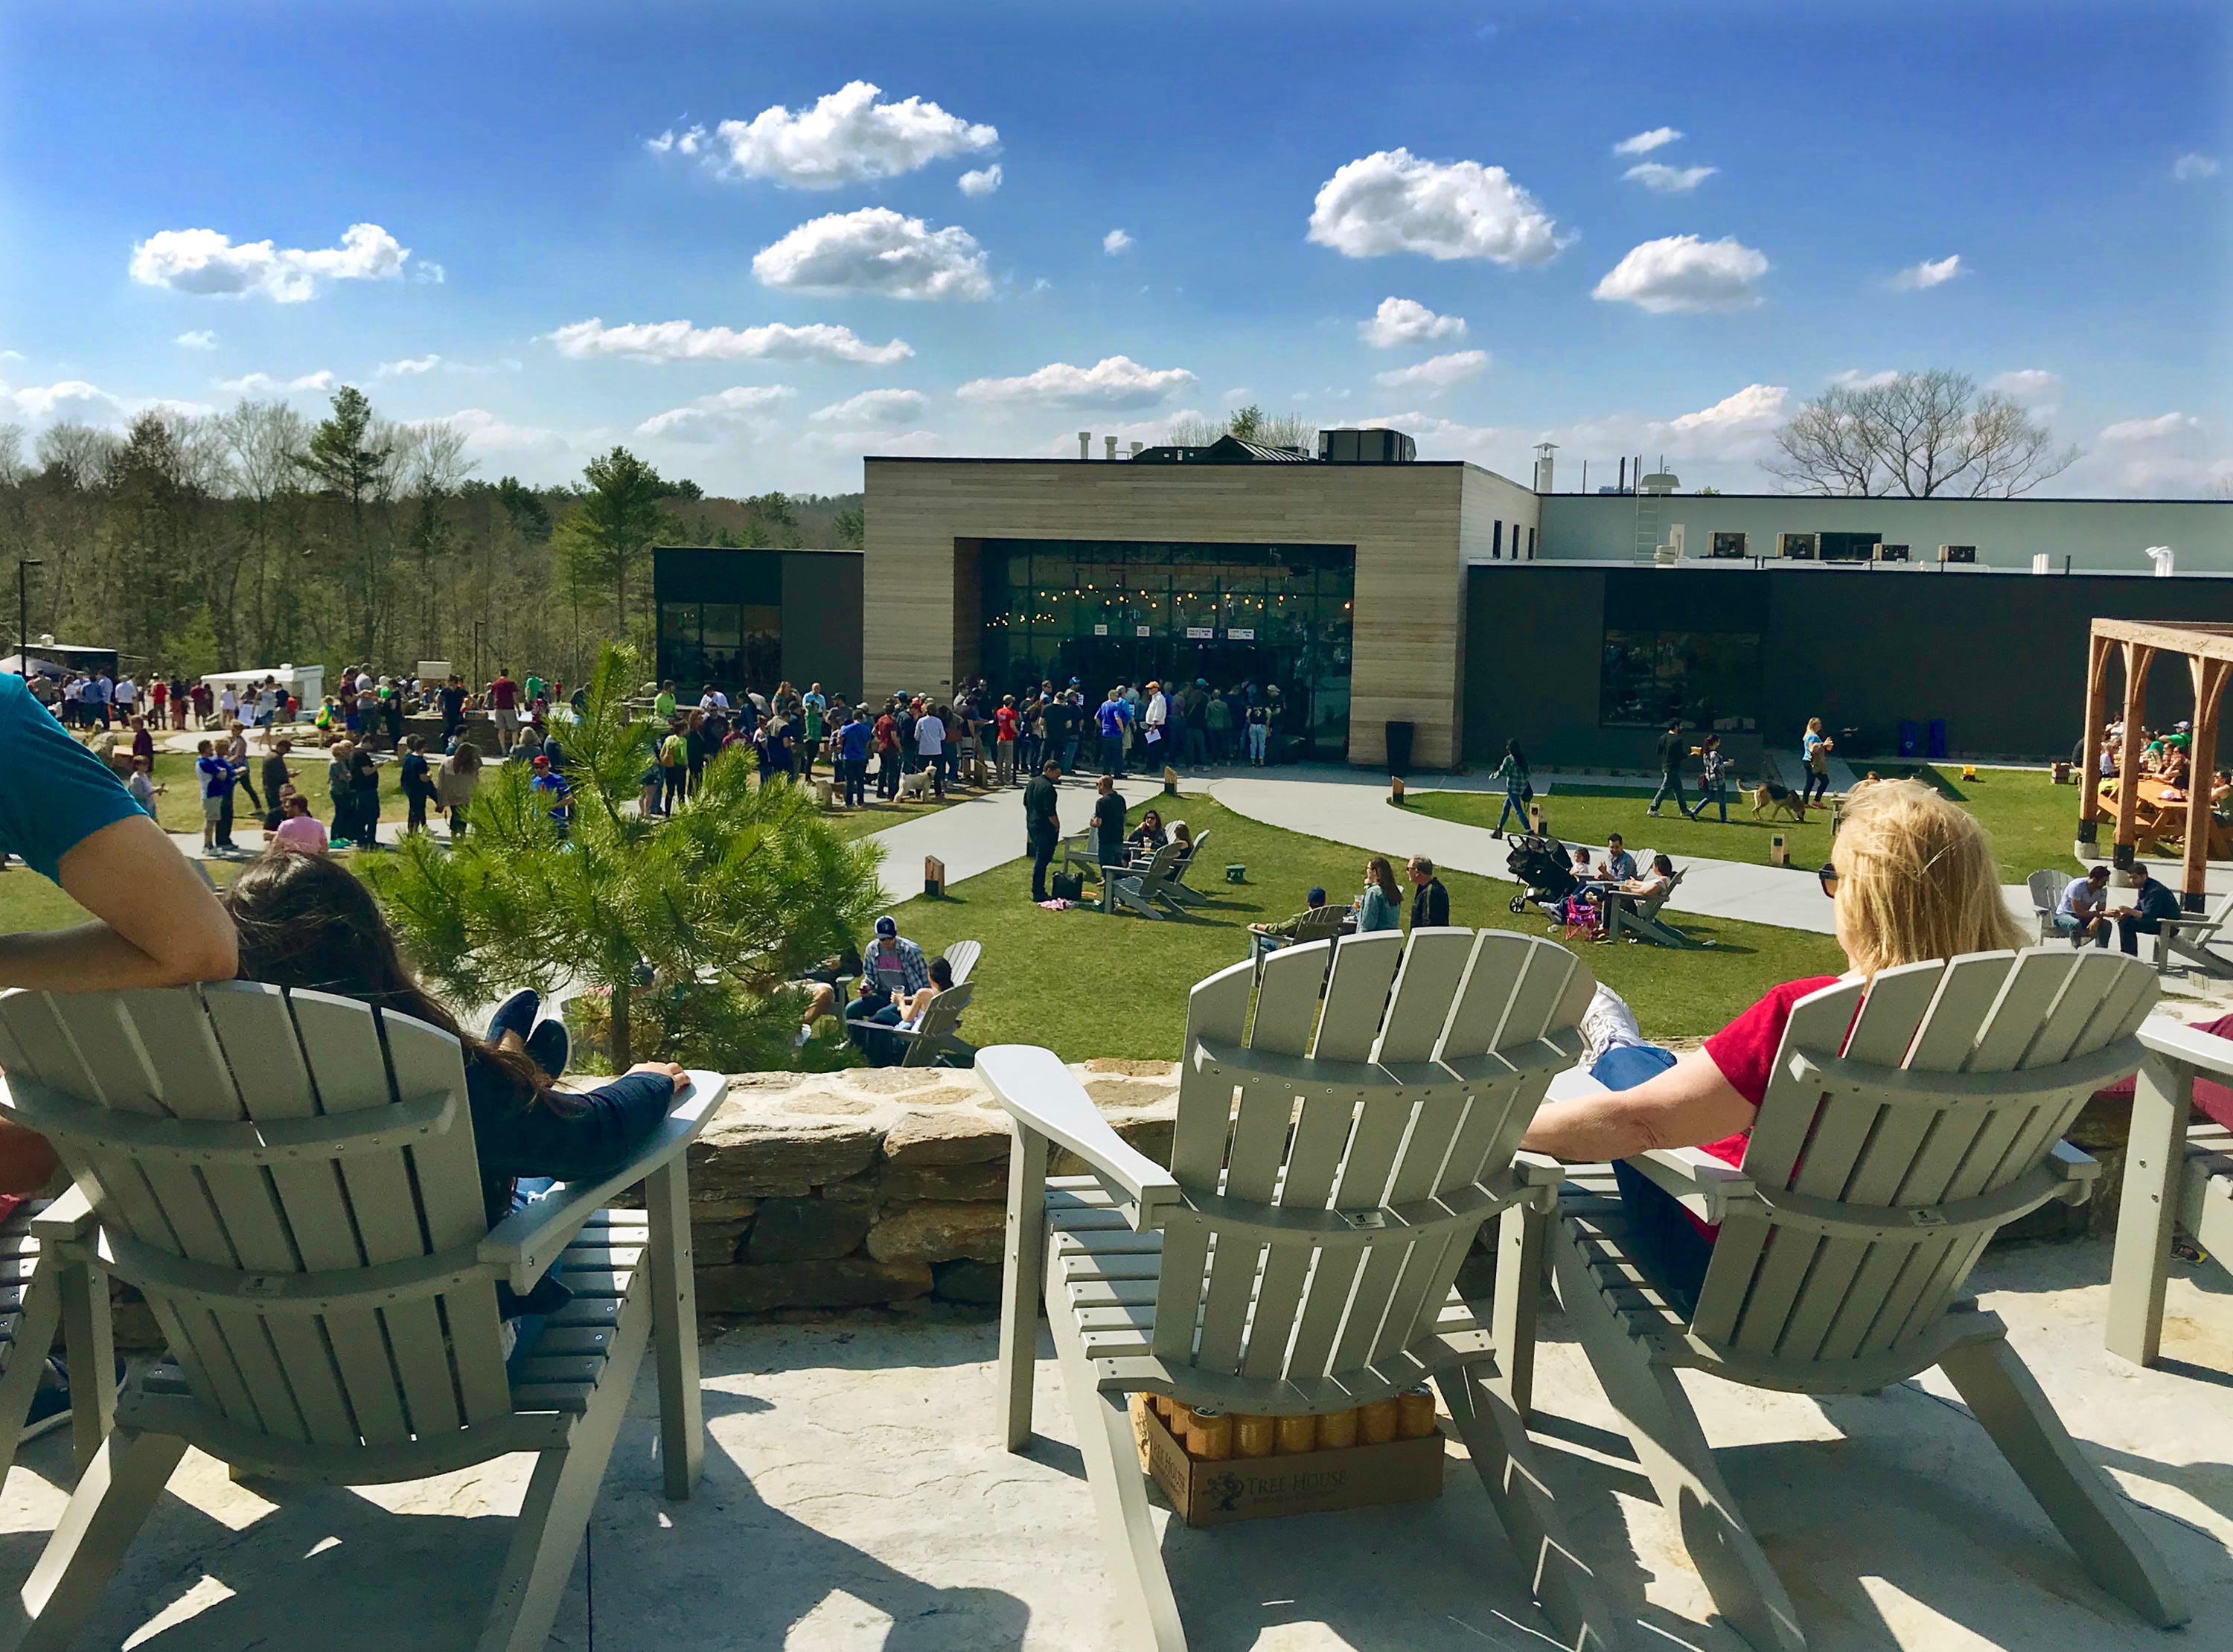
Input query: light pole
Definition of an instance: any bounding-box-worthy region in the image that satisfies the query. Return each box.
[16,560,42,678]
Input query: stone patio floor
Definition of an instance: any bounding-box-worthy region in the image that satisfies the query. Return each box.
[2,1239,2226,1650]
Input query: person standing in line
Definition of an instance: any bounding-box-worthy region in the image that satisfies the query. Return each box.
[1245,697,1270,766]
[914,702,947,798]
[1061,685,1085,775]
[488,665,520,752]
[1801,717,1834,807]
[1356,857,1403,933]
[1096,689,1127,778]
[1648,719,1687,817]
[1204,689,1231,764]
[438,674,467,746]
[1489,739,1532,838]
[1024,758,1062,902]
[799,688,823,781]
[1092,773,1128,877]
[994,694,1020,785]
[872,702,901,800]
[112,673,137,726]
[148,674,168,731]
[839,707,872,807]
[196,738,236,856]
[1163,687,1189,774]
[1685,733,1731,822]
[260,740,296,831]
[398,736,434,833]
[1406,856,1450,930]
[347,740,383,849]
[438,739,482,838]
[1142,680,1167,767]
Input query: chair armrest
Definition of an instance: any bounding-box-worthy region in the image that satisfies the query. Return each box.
[479,1069,730,1294]
[1626,1147,1757,1225]
[30,1183,96,1241]
[1512,1150,1565,1211]
[977,1044,1181,1232]
[2047,1139,2101,1206]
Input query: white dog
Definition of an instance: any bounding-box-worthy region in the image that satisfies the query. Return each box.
[898,767,936,802]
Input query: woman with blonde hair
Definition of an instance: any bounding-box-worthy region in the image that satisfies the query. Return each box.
[1524,778,2028,1309]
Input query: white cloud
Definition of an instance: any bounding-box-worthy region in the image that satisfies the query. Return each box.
[1613,127,1683,156]
[1359,296,1466,348]
[433,408,570,456]
[752,208,991,300]
[1373,349,1489,391]
[1830,368,1901,389]
[634,385,796,443]
[543,317,912,365]
[2173,152,2220,182]
[1888,254,1963,291]
[1988,368,2060,402]
[798,425,947,460]
[129,222,412,302]
[958,164,1003,196]
[376,354,520,379]
[680,81,997,189]
[2100,412,2201,443]
[0,379,119,422]
[379,354,443,377]
[414,261,446,286]
[1667,382,1789,433]
[216,370,336,395]
[957,355,1196,409]
[1102,228,1134,255]
[1592,234,1769,313]
[174,330,218,350]
[1307,149,1565,266]
[809,388,926,425]
[1623,162,1716,193]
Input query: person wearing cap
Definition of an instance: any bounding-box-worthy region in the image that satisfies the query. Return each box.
[529,753,572,835]
[863,915,929,997]
[1251,886,1331,960]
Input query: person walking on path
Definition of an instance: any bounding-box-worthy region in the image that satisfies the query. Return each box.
[1489,740,1532,837]
[1023,759,1062,901]
[1096,690,1128,778]
[1406,856,1450,930]
[1091,773,1127,877]
[488,667,520,752]
[437,740,482,838]
[398,736,434,833]
[1801,717,1834,807]
[1648,720,1688,817]
[1684,732,1731,823]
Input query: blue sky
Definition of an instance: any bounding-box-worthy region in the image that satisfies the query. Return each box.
[2,0,2226,496]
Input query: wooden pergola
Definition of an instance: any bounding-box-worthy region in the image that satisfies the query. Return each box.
[2079,618,2233,912]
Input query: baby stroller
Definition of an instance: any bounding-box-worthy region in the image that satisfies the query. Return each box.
[1505,833,1581,921]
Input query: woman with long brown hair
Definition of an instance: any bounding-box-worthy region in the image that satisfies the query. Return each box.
[1357,856,1403,933]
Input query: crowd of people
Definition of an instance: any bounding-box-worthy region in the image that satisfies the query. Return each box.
[2092,714,2232,814]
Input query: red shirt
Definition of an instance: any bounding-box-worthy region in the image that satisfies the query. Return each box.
[489,676,517,711]
[1699,976,1843,1168]
[996,706,1018,741]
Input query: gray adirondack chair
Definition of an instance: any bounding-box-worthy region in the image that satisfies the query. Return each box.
[985,928,1618,1652]
[0,982,729,1652]
[1600,868,1699,948]
[2152,884,2233,979]
[885,980,977,1069]
[2107,1017,2233,1369]
[1160,830,1211,906]
[2026,870,2066,942]
[1552,947,2186,1652]
[0,1196,114,1488]
[1110,840,1189,921]
[941,938,983,986]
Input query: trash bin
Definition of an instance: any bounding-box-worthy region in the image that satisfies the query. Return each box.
[1927,719,1947,760]
[1898,720,1920,758]
[1384,720,1415,777]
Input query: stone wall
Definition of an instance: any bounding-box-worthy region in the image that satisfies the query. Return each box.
[685,1060,1179,1318]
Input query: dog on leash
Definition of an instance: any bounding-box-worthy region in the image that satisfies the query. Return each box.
[1748,778,1809,823]
[898,767,936,802]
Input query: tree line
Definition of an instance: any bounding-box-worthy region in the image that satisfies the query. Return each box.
[0,386,864,685]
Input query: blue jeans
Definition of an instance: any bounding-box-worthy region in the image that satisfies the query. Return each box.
[1649,770,1686,814]
[1495,792,1529,833]
[1587,1043,1715,1316]
[1686,779,1727,822]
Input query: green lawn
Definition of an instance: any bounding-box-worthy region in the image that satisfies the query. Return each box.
[887,795,1844,1062]
[1408,765,2088,884]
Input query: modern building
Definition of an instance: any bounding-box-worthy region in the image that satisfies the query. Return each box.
[652,545,860,697]
[649,432,2233,766]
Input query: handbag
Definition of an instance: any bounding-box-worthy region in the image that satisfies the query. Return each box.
[1052,871,1084,902]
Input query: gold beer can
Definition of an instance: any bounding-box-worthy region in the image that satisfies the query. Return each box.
[1314,1407,1359,1450]
[1274,1412,1317,1454]
[1358,1397,1399,1445]
[1233,1414,1276,1458]
[1188,1406,1234,1461]
[1397,1384,1439,1439]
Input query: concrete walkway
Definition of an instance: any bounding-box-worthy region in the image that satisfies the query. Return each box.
[860,774,1172,909]
[6,1238,2225,1650]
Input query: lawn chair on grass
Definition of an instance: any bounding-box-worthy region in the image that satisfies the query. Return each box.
[1553,948,2185,1652]
[1161,830,1211,906]
[983,929,1617,1652]
[1600,868,1702,948]
[1109,840,1188,921]
[2026,870,2066,943]
[2107,1017,2233,1370]
[2150,884,2233,979]
[0,982,729,1652]
[883,981,978,1069]
[941,938,982,985]
[1248,903,1348,974]
[0,1195,114,1490]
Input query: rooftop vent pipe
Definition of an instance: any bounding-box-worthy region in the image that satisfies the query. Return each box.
[1079,432,1091,461]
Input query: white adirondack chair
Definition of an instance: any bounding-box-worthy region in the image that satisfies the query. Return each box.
[0,982,729,1652]
[1110,840,1189,921]
[1552,947,2188,1652]
[0,1196,114,1487]
[941,939,983,986]
[984,928,1619,1651]
[2107,1017,2233,1369]
[2152,884,2233,979]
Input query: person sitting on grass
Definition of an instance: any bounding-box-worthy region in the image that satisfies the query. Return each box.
[1250,886,1329,959]
[1521,778,2026,1314]
[220,852,689,1346]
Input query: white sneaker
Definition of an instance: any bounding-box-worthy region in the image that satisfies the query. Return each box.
[793,1024,812,1051]
[1579,983,1645,1065]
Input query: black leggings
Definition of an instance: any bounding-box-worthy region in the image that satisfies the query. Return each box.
[1804,772,1830,804]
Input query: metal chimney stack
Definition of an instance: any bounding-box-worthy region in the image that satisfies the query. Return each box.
[1130,441,1144,457]
[1079,432,1091,461]
[1533,441,1556,493]
[1105,435,1118,461]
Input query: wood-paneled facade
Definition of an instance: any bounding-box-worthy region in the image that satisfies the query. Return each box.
[863,456,1530,769]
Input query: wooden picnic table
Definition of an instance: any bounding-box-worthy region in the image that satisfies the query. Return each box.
[2097,775,2232,858]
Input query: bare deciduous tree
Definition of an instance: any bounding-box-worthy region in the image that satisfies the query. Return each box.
[1765,370,2078,498]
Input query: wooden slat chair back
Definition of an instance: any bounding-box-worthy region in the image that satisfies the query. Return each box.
[985,928,1619,1651]
[1162,830,1212,905]
[2153,883,2233,979]
[0,982,728,1652]
[942,939,983,985]
[1110,840,1188,920]
[2026,870,2066,941]
[1553,947,2187,1652]
[894,982,977,1069]
[1602,868,1693,948]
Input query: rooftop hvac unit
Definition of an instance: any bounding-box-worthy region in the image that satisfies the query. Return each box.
[1710,531,1748,559]
[1778,531,1819,560]
[1317,427,1416,464]
[1937,544,1977,564]
[1873,542,1911,562]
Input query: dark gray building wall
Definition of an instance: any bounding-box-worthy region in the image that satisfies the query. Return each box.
[1464,564,2233,768]
[651,546,864,697]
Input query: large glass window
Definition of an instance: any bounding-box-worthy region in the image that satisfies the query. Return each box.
[659,601,780,694]
[1600,630,1760,730]
[978,539,1355,759]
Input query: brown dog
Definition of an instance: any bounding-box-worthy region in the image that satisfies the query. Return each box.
[1748,778,1809,823]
